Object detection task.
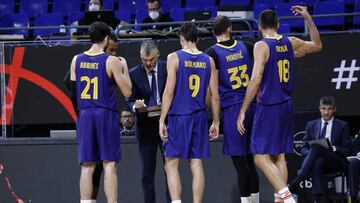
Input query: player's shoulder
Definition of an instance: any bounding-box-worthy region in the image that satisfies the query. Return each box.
[254,40,269,51]
[167,52,179,60]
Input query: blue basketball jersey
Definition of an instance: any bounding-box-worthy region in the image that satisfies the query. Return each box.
[75,52,118,111]
[258,35,294,105]
[211,40,253,108]
[168,50,211,115]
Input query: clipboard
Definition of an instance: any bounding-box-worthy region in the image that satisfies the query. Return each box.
[137,105,161,117]
[308,138,333,150]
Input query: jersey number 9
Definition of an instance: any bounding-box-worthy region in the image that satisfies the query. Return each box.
[189,74,200,97]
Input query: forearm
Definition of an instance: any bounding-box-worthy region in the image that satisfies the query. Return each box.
[241,79,259,113]
[211,95,220,124]
[305,15,322,50]
[159,91,173,123]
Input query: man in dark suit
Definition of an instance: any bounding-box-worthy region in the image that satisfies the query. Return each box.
[289,96,352,203]
[125,40,170,203]
[348,130,360,202]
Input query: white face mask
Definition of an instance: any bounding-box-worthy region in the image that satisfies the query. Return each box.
[149,11,160,20]
[89,4,100,11]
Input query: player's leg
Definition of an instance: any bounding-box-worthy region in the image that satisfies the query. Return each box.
[103,161,118,203]
[92,164,103,200]
[272,154,288,183]
[97,109,121,203]
[231,156,252,202]
[247,154,260,203]
[80,162,96,201]
[165,157,182,201]
[254,154,295,203]
[271,154,288,203]
[189,159,205,203]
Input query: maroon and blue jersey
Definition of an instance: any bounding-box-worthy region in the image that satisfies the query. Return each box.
[258,35,294,105]
[75,52,118,111]
[211,40,253,108]
[168,50,211,115]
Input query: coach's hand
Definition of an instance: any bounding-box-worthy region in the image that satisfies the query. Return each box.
[135,99,147,109]
[209,122,219,141]
[159,121,168,142]
[237,111,246,135]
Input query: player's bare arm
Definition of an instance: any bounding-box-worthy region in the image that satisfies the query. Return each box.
[70,55,78,81]
[159,52,178,141]
[289,6,322,58]
[107,55,132,97]
[237,41,268,134]
[208,57,220,141]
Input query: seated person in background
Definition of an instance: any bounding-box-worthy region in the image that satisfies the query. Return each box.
[76,0,128,34]
[141,0,173,31]
[289,96,352,203]
[120,110,135,137]
[348,129,360,203]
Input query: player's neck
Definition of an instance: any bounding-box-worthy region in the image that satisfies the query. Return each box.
[216,34,231,43]
[182,42,199,53]
[88,43,105,54]
[262,29,280,38]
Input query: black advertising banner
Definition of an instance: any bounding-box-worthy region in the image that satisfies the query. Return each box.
[292,33,360,116]
[1,34,359,125]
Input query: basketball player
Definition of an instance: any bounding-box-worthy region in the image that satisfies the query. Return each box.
[91,31,129,201]
[159,23,220,203]
[205,15,259,203]
[69,22,132,203]
[237,6,322,203]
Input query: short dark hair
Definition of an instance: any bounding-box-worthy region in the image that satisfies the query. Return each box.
[259,10,278,29]
[178,23,198,43]
[147,0,161,7]
[89,21,111,44]
[320,96,336,106]
[213,15,232,36]
[109,31,118,42]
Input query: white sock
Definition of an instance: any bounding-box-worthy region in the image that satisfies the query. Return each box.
[241,196,251,203]
[171,200,181,203]
[274,193,283,203]
[250,192,259,203]
[80,200,92,203]
[279,187,296,203]
[90,200,96,203]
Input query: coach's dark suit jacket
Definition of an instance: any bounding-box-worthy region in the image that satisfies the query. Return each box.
[301,118,352,166]
[125,60,167,143]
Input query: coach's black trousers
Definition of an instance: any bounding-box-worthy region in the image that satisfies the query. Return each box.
[139,140,171,203]
[299,145,345,201]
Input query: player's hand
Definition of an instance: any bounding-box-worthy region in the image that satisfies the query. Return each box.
[237,111,246,135]
[209,122,219,141]
[291,6,310,18]
[159,121,168,142]
[135,99,147,109]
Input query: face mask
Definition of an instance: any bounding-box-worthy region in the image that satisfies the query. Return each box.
[149,11,160,20]
[89,4,100,11]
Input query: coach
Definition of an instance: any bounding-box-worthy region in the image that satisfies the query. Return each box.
[125,40,170,203]
[289,96,352,203]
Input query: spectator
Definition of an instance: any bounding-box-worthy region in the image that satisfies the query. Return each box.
[289,96,352,203]
[141,0,173,31]
[120,110,135,136]
[76,0,128,34]
[348,129,360,203]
